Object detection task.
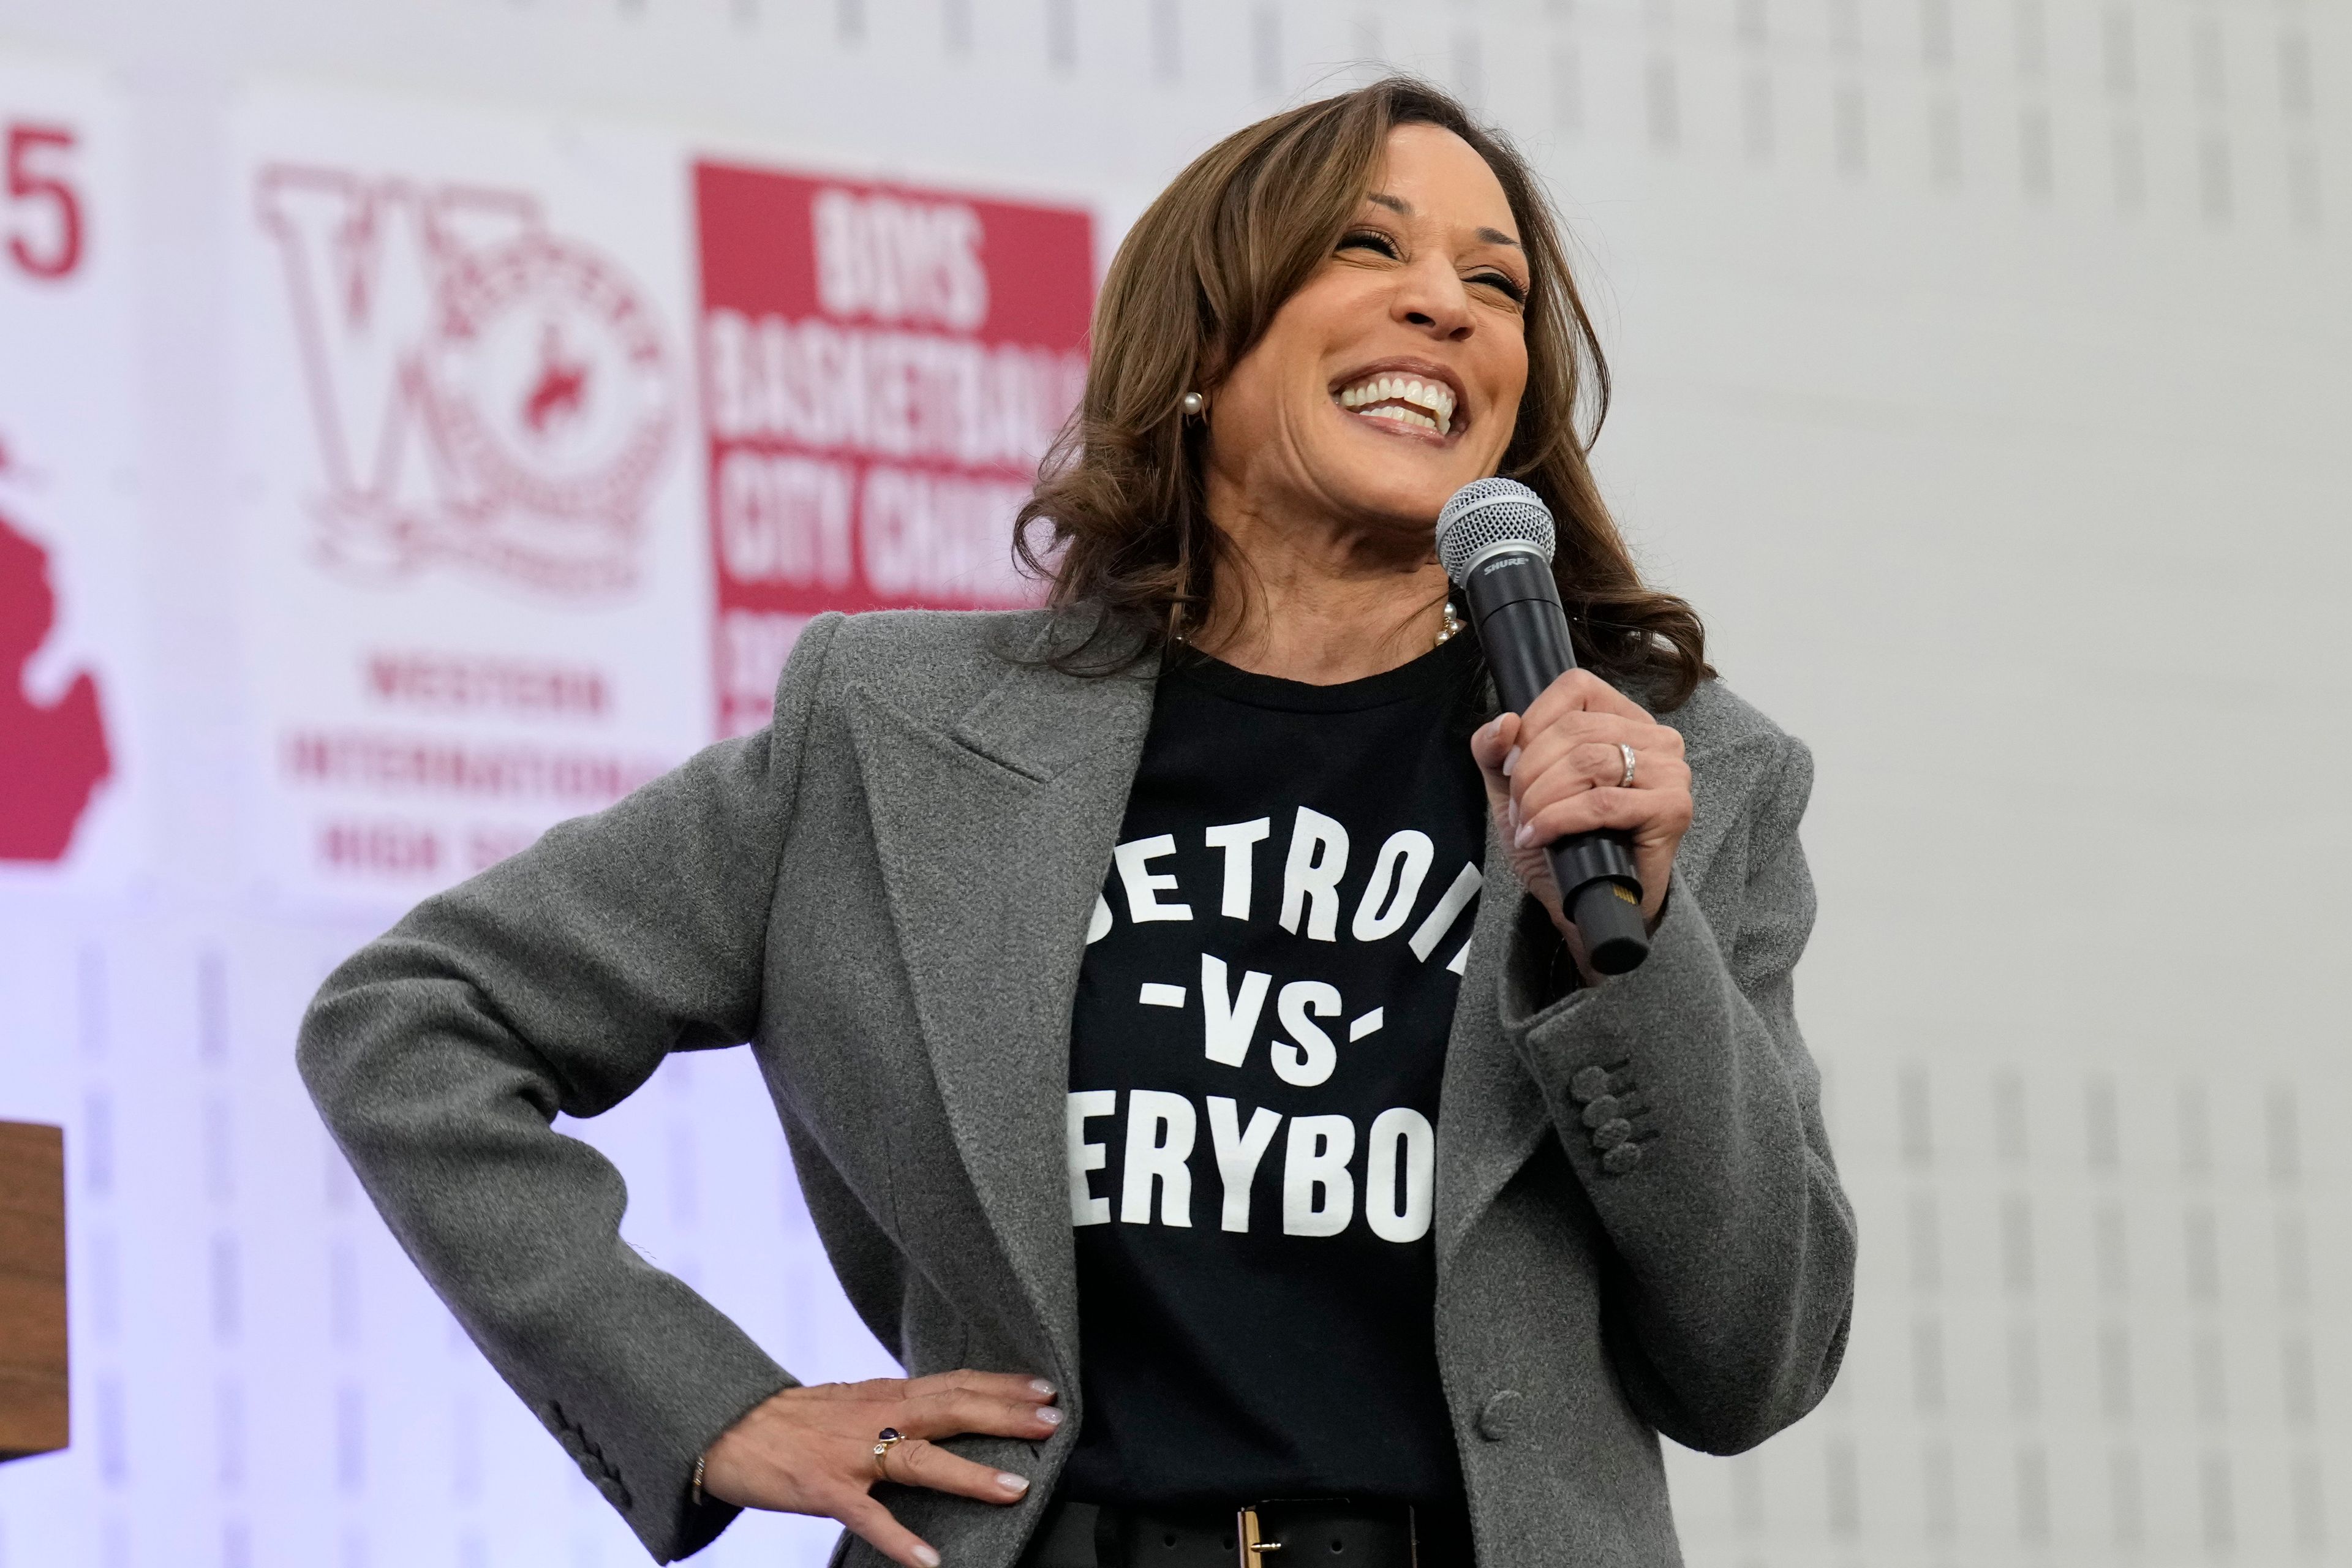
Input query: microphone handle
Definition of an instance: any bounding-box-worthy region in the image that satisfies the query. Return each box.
[1457,550,1650,976]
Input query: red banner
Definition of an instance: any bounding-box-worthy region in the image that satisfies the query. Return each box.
[695,162,1091,736]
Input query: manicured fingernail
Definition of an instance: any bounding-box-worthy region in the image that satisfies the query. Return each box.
[997,1472,1030,1493]
[1506,799,1519,832]
[914,1548,941,1568]
[1028,1379,1056,1396]
[1502,745,1521,778]
[1513,823,1537,848]
[1035,1406,1063,1426]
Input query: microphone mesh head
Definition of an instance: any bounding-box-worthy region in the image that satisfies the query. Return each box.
[1436,477,1556,584]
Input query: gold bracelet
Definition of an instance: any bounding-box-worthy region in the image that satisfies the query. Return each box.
[692,1453,706,1507]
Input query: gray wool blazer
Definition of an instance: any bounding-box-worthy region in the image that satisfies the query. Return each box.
[298,608,1855,1568]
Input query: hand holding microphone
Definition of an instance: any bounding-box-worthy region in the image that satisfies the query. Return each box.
[1438,478,1693,977]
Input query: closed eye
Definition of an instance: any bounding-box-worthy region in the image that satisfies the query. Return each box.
[1471,270,1526,305]
[1343,227,1526,304]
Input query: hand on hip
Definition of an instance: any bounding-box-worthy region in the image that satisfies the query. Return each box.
[701,1370,1062,1568]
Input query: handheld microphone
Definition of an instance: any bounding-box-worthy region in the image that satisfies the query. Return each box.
[1436,477,1650,976]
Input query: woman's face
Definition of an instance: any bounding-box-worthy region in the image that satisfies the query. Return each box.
[1206,123,1532,545]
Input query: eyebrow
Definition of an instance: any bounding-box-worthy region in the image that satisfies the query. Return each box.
[1364,191,1523,251]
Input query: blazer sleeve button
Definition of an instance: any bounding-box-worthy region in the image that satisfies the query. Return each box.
[1580,1096,1621,1129]
[1593,1118,1634,1150]
[1569,1067,1612,1105]
[1476,1390,1523,1441]
[1602,1142,1645,1175]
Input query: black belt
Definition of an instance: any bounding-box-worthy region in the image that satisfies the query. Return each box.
[1019,1497,1475,1568]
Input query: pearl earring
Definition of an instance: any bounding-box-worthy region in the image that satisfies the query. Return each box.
[1180,391,1206,418]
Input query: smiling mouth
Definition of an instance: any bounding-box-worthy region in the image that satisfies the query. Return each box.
[1335,372,1457,439]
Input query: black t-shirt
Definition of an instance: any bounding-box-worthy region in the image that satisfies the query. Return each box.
[1061,634,1490,1507]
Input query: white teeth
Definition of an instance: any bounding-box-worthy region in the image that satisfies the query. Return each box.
[1362,405,1439,433]
[1334,372,1457,435]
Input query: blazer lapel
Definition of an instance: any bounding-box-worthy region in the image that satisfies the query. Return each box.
[844,633,1157,1380]
[1433,815,1555,1268]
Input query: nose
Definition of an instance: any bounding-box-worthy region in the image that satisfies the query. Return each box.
[1390,252,1476,341]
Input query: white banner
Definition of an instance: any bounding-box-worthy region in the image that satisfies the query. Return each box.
[0,55,141,891]
[229,84,709,906]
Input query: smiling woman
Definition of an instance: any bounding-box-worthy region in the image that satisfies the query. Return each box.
[298,74,1851,1568]
[1020,78,1706,704]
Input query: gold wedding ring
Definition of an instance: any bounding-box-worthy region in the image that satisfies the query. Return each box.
[872,1427,907,1482]
[1618,742,1638,789]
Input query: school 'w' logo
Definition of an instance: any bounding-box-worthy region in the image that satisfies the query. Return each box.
[257,168,675,597]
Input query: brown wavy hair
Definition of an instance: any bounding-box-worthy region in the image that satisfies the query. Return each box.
[1015,75,1710,709]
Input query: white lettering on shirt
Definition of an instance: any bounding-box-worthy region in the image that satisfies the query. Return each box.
[1200,953,1272,1068]
[1270,980,1341,1088]
[1114,834,1194,923]
[1364,1107,1436,1243]
[1203,818,1272,920]
[1120,1089,1196,1227]
[1067,1090,1117,1226]
[1408,862,1483,960]
[1352,829,1434,941]
[1075,1093,1439,1243]
[1278,807,1349,941]
[1283,1114,1357,1237]
[1205,1096,1281,1233]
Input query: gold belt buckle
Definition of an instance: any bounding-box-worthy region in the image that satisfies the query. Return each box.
[1236,1502,1420,1568]
[1236,1507,1283,1568]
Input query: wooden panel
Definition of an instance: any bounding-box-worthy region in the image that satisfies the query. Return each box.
[0,1121,66,1462]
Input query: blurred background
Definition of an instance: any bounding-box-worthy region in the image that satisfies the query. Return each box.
[0,1,2345,1564]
